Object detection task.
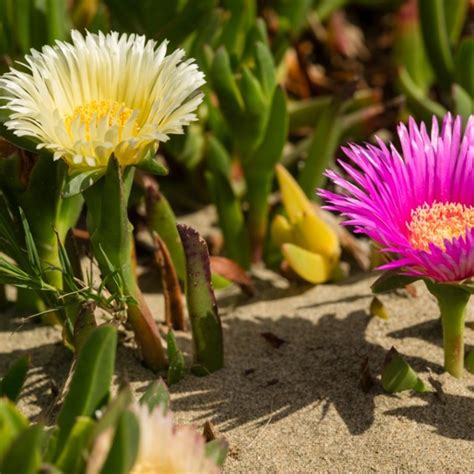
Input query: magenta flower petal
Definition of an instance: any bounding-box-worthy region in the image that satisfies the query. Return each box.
[319,114,474,282]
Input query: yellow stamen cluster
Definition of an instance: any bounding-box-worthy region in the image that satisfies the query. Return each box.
[64,100,139,141]
[407,201,474,251]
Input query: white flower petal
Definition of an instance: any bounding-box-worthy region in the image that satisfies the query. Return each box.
[0,30,205,170]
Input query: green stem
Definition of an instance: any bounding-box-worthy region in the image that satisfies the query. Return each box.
[426,281,470,378]
[246,175,272,263]
[84,158,167,371]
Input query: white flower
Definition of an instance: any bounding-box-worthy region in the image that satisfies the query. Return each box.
[131,404,221,474]
[0,31,205,169]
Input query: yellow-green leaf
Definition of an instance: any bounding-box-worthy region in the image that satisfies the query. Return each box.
[275,164,313,223]
[292,212,340,261]
[270,214,292,247]
[282,244,332,284]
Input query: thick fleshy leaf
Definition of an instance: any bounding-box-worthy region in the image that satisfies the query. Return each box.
[205,439,229,467]
[209,256,255,296]
[211,272,233,290]
[135,155,168,176]
[62,169,105,198]
[382,347,430,393]
[445,0,468,45]
[178,224,224,375]
[452,84,473,122]
[275,164,313,222]
[455,38,474,97]
[291,212,340,261]
[282,244,332,284]
[0,399,28,462]
[0,355,29,402]
[270,214,293,248]
[254,42,276,98]
[288,96,332,132]
[418,0,454,89]
[99,410,139,474]
[369,296,389,320]
[56,417,95,474]
[146,185,186,282]
[89,387,133,442]
[466,351,474,375]
[206,138,250,268]
[298,99,342,195]
[1,423,43,474]
[85,390,134,474]
[371,271,420,294]
[393,1,433,92]
[55,326,117,458]
[245,87,288,175]
[397,67,446,122]
[167,330,187,385]
[211,48,243,121]
[139,379,170,412]
[219,0,256,58]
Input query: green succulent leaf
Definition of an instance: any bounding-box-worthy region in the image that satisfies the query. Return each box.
[167,330,187,386]
[452,84,473,122]
[139,379,170,412]
[445,0,468,45]
[56,417,95,474]
[211,47,244,119]
[382,347,430,394]
[146,187,186,282]
[89,387,134,444]
[178,224,224,375]
[62,169,105,198]
[298,99,342,196]
[135,154,169,176]
[206,139,250,268]
[205,439,229,467]
[100,410,139,474]
[398,67,447,122]
[1,423,43,474]
[254,42,276,98]
[0,399,28,462]
[245,86,288,175]
[418,0,454,90]
[55,326,117,459]
[371,271,419,294]
[466,351,474,375]
[0,355,30,402]
[454,37,474,98]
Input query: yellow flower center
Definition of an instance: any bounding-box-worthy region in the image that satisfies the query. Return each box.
[407,201,474,251]
[64,100,139,141]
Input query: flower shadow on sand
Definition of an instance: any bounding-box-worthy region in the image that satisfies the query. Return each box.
[385,388,474,441]
[171,310,441,436]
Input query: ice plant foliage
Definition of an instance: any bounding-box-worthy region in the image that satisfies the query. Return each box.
[0,30,205,169]
[131,404,220,474]
[320,114,474,283]
[321,113,474,378]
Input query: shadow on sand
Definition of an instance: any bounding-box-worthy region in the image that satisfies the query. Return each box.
[2,288,471,440]
[170,310,441,436]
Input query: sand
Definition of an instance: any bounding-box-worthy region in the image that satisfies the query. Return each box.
[1,268,474,473]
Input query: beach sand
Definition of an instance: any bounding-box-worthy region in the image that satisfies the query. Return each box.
[1,266,473,473]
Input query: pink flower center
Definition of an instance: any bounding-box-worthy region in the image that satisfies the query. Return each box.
[407,201,474,252]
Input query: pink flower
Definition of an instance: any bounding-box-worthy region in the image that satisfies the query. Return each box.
[319,114,474,282]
